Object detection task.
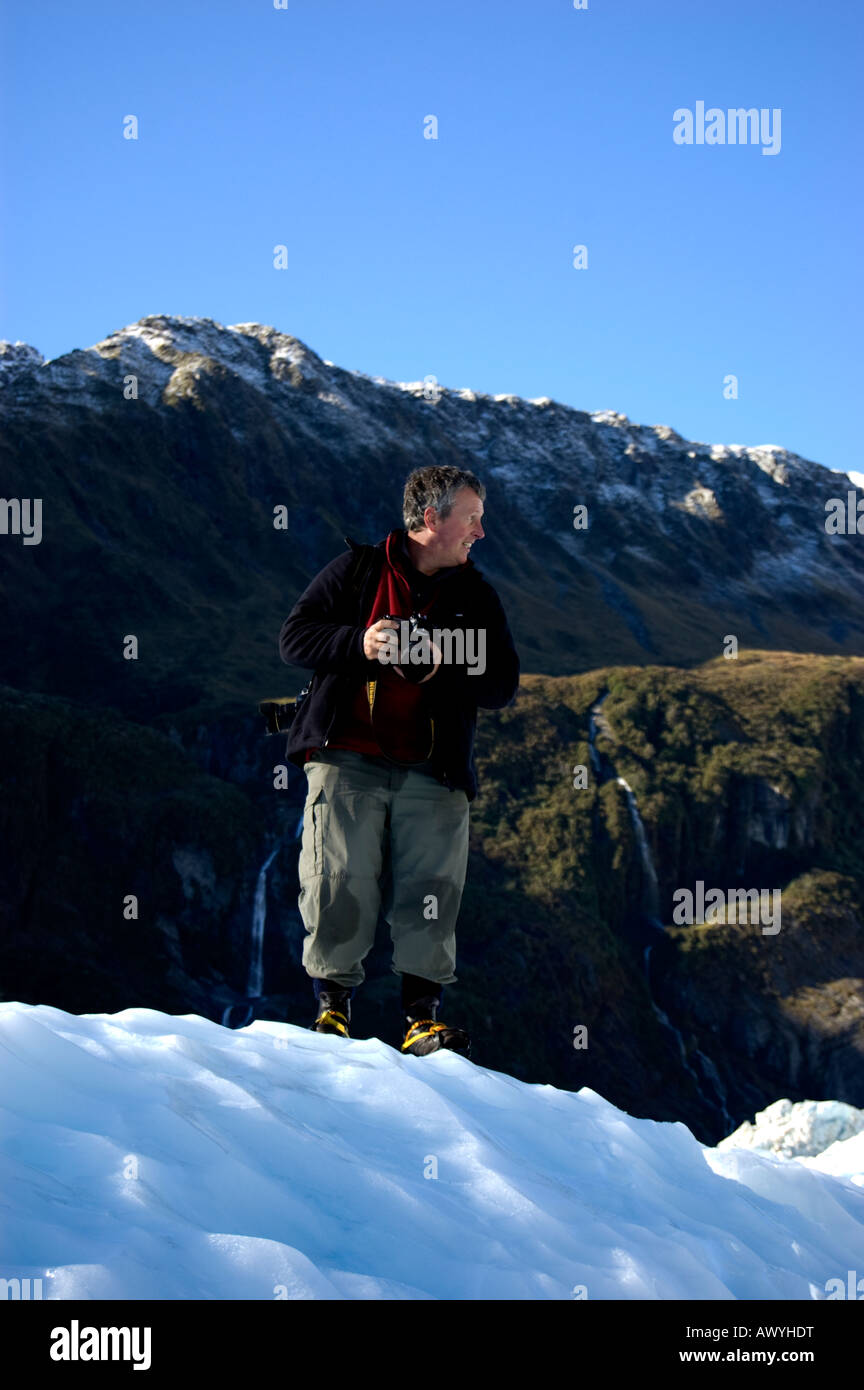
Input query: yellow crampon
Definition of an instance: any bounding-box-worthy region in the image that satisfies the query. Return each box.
[317,1009,349,1037]
[401,1020,447,1051]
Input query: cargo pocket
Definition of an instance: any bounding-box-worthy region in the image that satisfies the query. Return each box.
[299,785,327,880]
[312,786,325,874]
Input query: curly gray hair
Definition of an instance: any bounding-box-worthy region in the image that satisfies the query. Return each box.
[403,465,486,531]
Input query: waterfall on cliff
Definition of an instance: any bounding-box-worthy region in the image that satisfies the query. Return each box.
[615,776,662,927]
[589,693,663,929]
[589,692,733,1134]
[221,845,280,1029]
[247,846,280,999]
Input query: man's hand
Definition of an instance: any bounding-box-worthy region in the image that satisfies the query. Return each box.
[363,618,399,661]
[365,619,442,681]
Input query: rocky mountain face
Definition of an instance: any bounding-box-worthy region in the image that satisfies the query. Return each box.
[1,314,862,720]
[1,316,862,1145]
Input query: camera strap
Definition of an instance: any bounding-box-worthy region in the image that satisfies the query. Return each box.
[364,677,435,764]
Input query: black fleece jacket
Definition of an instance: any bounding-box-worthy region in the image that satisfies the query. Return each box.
[278,530,520,801]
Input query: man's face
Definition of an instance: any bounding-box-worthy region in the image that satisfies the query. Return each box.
[431,488,485,566]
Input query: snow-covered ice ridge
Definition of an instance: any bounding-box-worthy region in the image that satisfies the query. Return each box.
[720,1098,864,1168]
[2,1004,863,1301]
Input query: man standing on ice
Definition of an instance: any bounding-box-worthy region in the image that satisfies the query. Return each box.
[278,465,520,1055]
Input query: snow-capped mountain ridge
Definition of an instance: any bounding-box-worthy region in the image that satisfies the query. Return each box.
[0,315,840,495]
[2,314,862,670]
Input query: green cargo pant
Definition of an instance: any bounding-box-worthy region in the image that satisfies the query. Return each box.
[298,748,470,989]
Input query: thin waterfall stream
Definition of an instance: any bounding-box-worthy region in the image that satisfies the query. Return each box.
[247,846,280,999]
[221,845,280,1029]
[588,692,733,1132]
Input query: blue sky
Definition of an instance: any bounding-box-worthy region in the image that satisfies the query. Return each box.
[1,0,861,473]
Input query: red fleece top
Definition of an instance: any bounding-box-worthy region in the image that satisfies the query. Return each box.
[306,531,440,765]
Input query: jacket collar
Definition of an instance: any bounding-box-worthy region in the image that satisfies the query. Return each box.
[343,530,480,582]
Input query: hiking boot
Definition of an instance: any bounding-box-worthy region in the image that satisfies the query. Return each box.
[311,984,352,1038]
[400,993,470,1057]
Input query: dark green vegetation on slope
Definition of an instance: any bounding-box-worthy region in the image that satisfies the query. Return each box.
[462,650,864,1140]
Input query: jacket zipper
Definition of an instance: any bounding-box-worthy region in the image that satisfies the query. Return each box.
[321,688,343,748]
[323,656,368,749]
[324,576,371,748]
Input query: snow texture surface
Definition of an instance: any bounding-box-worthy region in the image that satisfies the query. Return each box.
[719,1097,864,1165]
[1,1004,863,1301]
